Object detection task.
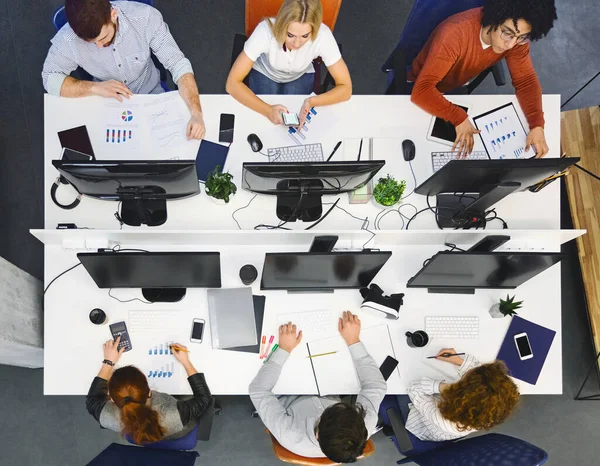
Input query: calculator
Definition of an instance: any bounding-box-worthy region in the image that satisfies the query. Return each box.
[109,321,133,352]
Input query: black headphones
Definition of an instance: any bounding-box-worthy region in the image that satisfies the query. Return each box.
[50,175,82,210]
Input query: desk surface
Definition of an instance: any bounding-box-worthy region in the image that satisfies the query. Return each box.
[562,106,600,353]
[43,242,563,396]
[44,94,562,231]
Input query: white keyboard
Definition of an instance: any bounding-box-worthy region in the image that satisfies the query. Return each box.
[277,309,335,342]
[129,310,181,332]
[425,316,480,340]
[267,143,324,163]
[431,151,488,172]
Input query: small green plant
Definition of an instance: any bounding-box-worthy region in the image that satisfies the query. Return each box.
[373,175,406,206]
[499,294,523,317]
[205,166,237,203]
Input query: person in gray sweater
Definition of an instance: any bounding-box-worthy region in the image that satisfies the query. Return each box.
[249,311,387,463]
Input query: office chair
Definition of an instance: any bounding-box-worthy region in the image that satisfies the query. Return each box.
[87,443,199,466]
[382,0,506,95]
[266,429,375,465]
[51,0,169,90]
[379,396,548,465]
[230,0,343,94]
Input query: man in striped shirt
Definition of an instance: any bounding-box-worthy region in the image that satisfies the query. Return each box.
[42,0,205,139]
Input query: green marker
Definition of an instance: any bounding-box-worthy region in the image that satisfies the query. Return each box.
[263,344,279,364]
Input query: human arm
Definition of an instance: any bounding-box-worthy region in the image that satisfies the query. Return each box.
[176,73,205,140]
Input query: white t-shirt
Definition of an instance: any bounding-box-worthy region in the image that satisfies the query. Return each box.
[244,19,342,83]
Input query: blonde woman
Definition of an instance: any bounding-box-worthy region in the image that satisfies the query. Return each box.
[226,0,352,128]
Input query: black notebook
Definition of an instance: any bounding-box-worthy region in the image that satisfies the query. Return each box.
[223,295,266,354]
[195,139,229,182]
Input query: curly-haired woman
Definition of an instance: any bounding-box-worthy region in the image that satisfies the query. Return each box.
[405,348,520,441]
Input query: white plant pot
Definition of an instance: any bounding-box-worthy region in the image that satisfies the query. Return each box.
[207,195,227,205]
[488,303,505,318]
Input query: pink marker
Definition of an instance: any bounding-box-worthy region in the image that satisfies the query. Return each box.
[262,335,275,359]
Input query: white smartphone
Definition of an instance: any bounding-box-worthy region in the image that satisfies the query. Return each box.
[282,112,300,126]
[514,332,533,360]
[190,318,205,344]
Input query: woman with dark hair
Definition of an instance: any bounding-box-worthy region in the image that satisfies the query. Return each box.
[405,348,520,441]
[86,336,212,444]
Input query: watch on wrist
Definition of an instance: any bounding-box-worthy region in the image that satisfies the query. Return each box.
[102,359,115,366]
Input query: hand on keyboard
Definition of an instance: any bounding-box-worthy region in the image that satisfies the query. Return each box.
[278,322,303,353]
[453,119,481,159]
[434,347,464,366]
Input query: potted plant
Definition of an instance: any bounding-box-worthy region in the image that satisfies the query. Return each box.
[373,175,406,207]
[489,294,523,318]
[205,166,237,203]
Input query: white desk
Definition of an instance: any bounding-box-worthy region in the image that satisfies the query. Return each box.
[44,94,562,231]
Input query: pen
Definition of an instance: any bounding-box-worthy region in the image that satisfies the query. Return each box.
[262,335,274,359]
[307,351,337,359]
[263,344,279,364]
[259,335,267,358]
[326,141,342,162]
[427,352,465,359]
[357,138,363,161]
[169,344,191,353]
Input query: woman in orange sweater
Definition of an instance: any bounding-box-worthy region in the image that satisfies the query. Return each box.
[409,0,557,158]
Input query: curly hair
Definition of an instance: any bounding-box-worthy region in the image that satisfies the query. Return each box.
[438,360,519,432]
[482,0,557,42]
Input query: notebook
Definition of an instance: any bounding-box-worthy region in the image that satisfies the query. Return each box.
[273,325,400,396]
[421,356,460,381]
[195,139,230,182]
[222,295,266,354]
[496,316,556,385]
[207,287,257,349]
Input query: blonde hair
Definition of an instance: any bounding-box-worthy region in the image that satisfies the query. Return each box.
[269,0,323,44]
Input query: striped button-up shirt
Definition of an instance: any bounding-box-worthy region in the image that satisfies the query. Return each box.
[405,354,481,441]
[42,1,193,96]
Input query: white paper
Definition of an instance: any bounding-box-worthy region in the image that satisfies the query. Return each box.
[272,342,318,394]
[421,356,460,381]
[100,101,142,155]
[475,104,531,159]
[135,340,182,393]
[286,105,340,146]
[144,93,189,149]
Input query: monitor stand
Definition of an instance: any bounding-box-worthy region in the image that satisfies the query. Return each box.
[119,186,167,227]
[142,288,186,303]
[427,287,475,295]
[276,180,323,222]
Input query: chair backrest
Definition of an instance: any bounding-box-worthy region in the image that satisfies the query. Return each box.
[267,431,375,465]
[411,433,548,466]
[87,443,199,466]
[398,0,486,65]
[125,422,199,451]
[245,0,342,38]
[52,0,155,32]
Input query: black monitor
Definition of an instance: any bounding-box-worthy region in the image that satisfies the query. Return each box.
[52,160,200,227]
[407,251,562,294]
[260,251,392,292]
[242,160,385,222]
[77,251,221,302]
[415,158,579,228]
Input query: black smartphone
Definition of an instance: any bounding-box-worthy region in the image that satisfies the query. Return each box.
[379,356,399,381]
[219,113,235,143]
[58,125,95,158]
[109,321,133,352]
[309,235,339,253]
[468,235,510,252]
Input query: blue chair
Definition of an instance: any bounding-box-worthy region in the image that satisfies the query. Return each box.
[86,443,199,466]
[382,0,506,95]
[379,395,548,465]
[52,0,169,91]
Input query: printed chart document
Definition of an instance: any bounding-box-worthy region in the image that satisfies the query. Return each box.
[273,325,399,395]
[144,93,189,149]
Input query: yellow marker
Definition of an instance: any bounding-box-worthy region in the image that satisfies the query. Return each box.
[169,344,190,353]
[307,351,337,359]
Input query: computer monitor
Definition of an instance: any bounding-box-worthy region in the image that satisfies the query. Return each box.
[407,251,562,294]
[52,160,200,227]
[415,158,579,228]
[242,160,385,222]
[260,251,392,292]
[77,251,221,302]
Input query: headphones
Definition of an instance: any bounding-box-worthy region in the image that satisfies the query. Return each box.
[50,175,82,210]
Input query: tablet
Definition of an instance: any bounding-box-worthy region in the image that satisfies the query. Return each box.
[58,125,95,158]
[426,103,471,147]
[473,102,534,159]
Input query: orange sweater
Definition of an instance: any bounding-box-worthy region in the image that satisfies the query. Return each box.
[408,8,544,129]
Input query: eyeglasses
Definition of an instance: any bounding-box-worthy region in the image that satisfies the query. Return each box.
[500,26,530,44]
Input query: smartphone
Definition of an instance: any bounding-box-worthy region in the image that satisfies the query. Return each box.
[61,147,94,162]
[219,113,235,143]
[282,112,300,126]
[514,332,533,360]
[309,235,338,253]
[58,125,95,158]
[379,356,399,381]
[190,318,205,344]
[109,321,133,352]
[468,235,510,252]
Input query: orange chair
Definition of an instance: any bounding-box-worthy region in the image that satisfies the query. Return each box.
[266,429,376,465]
[231,0,344,94]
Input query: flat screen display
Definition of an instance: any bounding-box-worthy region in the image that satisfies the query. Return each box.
[77,252,221,289]
[407,251,562,290]
[260,251,392,291]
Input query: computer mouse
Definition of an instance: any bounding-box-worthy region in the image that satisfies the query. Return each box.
[247,133,263,153]
[402,139,416,161]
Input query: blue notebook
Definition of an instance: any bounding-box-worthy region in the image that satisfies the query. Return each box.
[496,316,556,385]
[195,140,229,182]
